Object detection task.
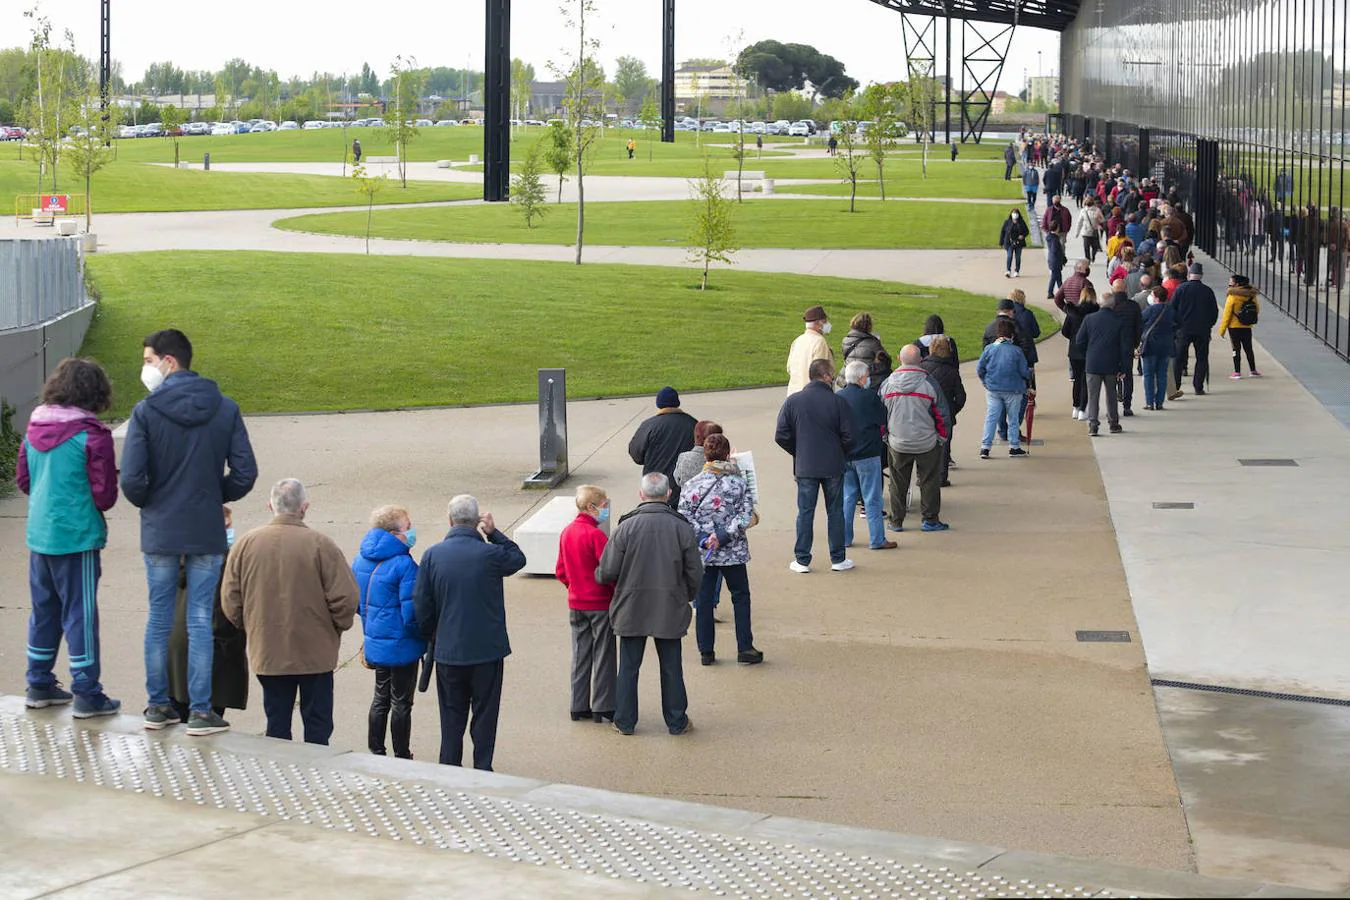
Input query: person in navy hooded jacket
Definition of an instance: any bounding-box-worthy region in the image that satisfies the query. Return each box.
[353,505,425,759]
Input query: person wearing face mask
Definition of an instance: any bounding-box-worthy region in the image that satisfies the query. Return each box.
[353,505,426,759]
[999,207,1029,278]
[122,329,258,737]
[167,506,249,724]
[785,305,834,395]
[555,485,617,721]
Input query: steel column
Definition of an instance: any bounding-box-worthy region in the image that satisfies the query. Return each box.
[661,0,675,142]
[1194,138,1218,255]
[956,18,1014,144]
[943,12,952,144]
[483,0,511,202]
[900,14,937,143]
[99,0,111,114]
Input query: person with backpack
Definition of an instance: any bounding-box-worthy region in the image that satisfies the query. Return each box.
[1218,274,1262,378]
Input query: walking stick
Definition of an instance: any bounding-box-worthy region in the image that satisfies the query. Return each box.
[1024,388,1037,442]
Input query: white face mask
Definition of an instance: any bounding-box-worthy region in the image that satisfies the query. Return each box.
[821,321,833,335]
[140,362,166,392]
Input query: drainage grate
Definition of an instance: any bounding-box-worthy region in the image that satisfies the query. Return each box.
[1152,502,1194,510]
[1151,679,1350,707]
[1238,458,1298,467]
[1075,630,1131,643]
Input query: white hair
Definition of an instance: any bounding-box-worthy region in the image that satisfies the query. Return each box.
[1098,291,1117,309]
[844,360,870,385]
[640,472,670,500]
[270,478,308,515]
[447,493,479,525]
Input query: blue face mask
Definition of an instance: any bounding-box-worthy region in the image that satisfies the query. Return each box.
[225,527,235,548]
[596,506,611,523]
[403,526,417,548]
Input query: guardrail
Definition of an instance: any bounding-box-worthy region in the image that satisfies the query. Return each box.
[13,193,89,226]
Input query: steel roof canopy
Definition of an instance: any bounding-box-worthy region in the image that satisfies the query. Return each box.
[865,0,1082,32]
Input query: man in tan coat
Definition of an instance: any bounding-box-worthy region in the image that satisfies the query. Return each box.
[222,478,358,745]
[785,305,834,394]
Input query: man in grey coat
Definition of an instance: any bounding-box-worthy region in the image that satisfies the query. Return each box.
[596,473,701,737]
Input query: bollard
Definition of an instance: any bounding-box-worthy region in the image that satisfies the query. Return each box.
[522,368,569,488]
[204,152,210,171]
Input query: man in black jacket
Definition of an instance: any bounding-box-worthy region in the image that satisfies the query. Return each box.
[775,358,856,573]
[1110,278,1143,416]
[839,361,895,552]
[627,387,697,507]
[1073,293,1133,436]
[121,328,257,735]
[1169,263,1220,394]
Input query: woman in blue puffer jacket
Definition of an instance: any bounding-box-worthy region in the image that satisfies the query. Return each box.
[352,505,424,759]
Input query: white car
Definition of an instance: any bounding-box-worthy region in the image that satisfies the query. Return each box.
[302,120,325,130]
[435,119,459,126]
[209,122,235,136]
[278,121,299,130]
[414,119,433,127]
[787,122,810,137]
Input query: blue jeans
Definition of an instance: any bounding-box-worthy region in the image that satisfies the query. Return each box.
[1004,245,1023,273]
[794,475,845,566]
[982,390,1025,449]
[695,563,753,654]
[1141,353,1170,407]
[144,553,222,713]
[842,456,886,548]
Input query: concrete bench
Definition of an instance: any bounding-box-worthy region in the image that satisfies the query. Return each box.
[56,219,78,236]
[365,155,399,165]
[724,170,768,192]
[513,495,609,576]
[435,159,452,168]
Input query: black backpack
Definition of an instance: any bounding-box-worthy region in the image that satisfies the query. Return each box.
[1236,296,1259,326]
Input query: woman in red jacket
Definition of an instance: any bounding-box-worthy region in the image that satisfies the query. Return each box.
[555,485,616,723]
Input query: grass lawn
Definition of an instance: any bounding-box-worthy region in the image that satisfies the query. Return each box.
[82,251,1044,417]
[783,175,1024,204]
[275,198,1006,250]
[0,154,478,214]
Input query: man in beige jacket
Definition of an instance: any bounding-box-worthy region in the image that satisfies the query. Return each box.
[786,305,834,394]
[222,478,359,745]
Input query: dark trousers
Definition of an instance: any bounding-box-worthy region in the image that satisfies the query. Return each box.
[1230,329,1257,373]
[1005,162,1014,180]
[569,609,616,715]
[1119,370,1134,411]
[794,475,845,566]
[887,443,943,527]
[1175,333,1210,391]
[1047,266,1063,298]
[1070,357,1087,408]
[368,662,418,758]
[26,550,104,698]
[614,636,688,734]
[694,564,752,655]
[258,672,334,745]
[435,659,504,771]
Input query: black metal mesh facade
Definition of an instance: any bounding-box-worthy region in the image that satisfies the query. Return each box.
[1062,1,1350,359]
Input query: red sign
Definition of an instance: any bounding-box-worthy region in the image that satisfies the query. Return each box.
[40,194,69,214]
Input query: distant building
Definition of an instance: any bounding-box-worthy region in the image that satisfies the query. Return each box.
[990,91,1013,115]
[530,81,567,117]
[674,63,741,102]
[1029,75,1060,108]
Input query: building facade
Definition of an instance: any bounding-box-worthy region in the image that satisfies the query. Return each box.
[674,63,741,101]
[1061,1,1350,360]
[1028,75,1059,109]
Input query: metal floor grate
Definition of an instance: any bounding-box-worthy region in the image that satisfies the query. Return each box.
[1151,679,1350,708]
[0,711,1110,898]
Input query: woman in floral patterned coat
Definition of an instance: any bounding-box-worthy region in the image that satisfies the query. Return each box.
[676,434,763,667]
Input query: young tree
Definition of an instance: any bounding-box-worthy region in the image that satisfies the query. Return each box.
[510,58,534,138]
[382,55,425,188]
[637,93,660,161]
[159,103,187,167]
[902,66,940,178]
[20,11,82,195]
[545,120,573,202]
[64,87,120,231]
[511,141,548,228]
[551,0,605,265]
[687,161,738,290]
[351,162,388,255]
[859,83,902,200]
[832,95,865,212]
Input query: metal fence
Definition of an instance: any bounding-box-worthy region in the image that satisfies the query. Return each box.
[0,237,90,332]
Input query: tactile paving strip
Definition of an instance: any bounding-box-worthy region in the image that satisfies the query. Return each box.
[0,711,1115,898]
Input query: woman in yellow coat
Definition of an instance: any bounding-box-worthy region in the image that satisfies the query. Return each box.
[1218,274,1261,378]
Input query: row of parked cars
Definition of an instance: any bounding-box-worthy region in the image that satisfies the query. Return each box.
[672,117,819,136]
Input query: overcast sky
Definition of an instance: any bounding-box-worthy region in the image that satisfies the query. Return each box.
[2,0,1060,93]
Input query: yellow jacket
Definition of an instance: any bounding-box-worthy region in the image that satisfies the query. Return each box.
[786,328,834,394]
[1218,286,1259,336]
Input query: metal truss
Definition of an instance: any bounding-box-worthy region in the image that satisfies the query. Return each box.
[958,18,1016,143]
[900,13,939,142]
[867,0,1080,31]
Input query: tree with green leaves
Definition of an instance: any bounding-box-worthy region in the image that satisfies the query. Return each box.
[859,83,902,200]
[511,141,548,228]
[351,162,387,255]
[901,66,941,178]
[159,103,187,167]
[637,93,660,161]
[64,86,120,231]
[769,91,811,122]
[735,40,858,100]
[545,120,573,202]
[20,10,82,196]
[613,55,649,116]
[832,94,865,212]
[510,58,534,138]
[382,55,425,188]
[688,161,738,290]
[551,0,605,265]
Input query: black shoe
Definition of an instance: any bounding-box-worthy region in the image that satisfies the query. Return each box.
[1195,389,1206,396]
[1089,426,1100,436]
[940,479,952,487]
[979,448,991,459]
[592,710,614,723]
[1109,423,1124,433]
[700,651,716,666]
[570,709,593,721]
[1122,408,1134,417]
[737,648,765,665]
[1009,447,1029,457]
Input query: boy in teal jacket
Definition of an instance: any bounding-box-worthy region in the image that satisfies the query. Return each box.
[16,358,121,717]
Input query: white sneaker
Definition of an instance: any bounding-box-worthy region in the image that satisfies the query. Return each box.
[789,561,810,574]
[830,559,855,572]
[1073,408,1084,420]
